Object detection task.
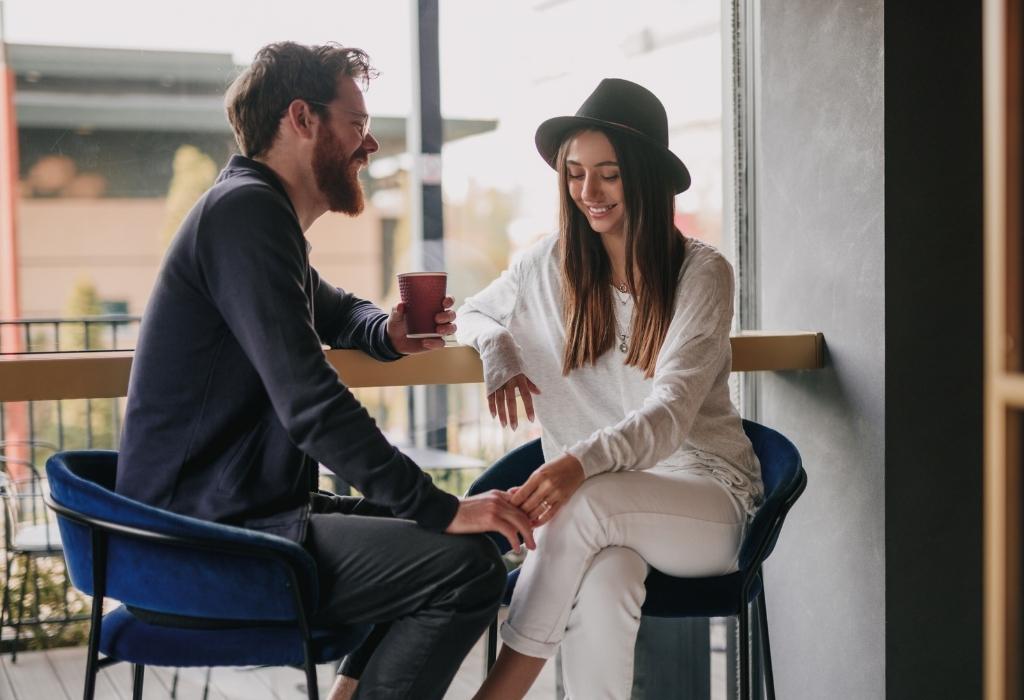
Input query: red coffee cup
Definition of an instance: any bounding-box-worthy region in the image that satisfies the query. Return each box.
[397,272,448,338]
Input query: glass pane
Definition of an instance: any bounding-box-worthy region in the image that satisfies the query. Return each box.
[1,3,735,690]
[3,3,418,320]
[437,4,733,700]
[437,0,729,460]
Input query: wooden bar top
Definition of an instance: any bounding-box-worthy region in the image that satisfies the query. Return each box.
[0,332,824,402]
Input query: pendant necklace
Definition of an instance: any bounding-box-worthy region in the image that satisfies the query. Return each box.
[612,283,632,353]
[612,283,630,306]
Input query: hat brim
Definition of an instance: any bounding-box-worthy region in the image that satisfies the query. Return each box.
[535,115,691,194]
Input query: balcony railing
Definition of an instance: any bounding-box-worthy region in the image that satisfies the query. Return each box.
[0,317,142,473]
[0,315,530,656]
[0,315,141,356]
[0,322,824,487]
[0,317,548,490]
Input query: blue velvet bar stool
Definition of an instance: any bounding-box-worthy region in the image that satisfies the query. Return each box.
[45,450,372,700]
[467,419,806,700]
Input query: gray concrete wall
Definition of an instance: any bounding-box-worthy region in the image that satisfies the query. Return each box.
[755,1,887,698]
[754,1,984,697]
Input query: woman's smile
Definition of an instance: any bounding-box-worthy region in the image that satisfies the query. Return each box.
[566,130,626,235]
[584,203,618,218]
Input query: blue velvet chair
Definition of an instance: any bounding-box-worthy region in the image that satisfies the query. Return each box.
[44,450,372,700]
[467,419,805,700]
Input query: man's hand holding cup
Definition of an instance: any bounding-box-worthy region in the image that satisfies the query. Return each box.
[388,272,454,353]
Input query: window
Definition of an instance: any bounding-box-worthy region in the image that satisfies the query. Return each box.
[0,2,740,693]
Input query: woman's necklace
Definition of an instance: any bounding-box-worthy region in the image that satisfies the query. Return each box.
[615,311,630,353]
[612,284,632,353]
[611,280,630,306]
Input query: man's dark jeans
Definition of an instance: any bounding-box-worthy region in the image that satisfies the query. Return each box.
[304,494,505,700]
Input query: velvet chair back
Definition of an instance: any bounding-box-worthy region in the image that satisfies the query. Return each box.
[46,450,318,624]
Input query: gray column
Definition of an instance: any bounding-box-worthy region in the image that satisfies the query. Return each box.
[408,0,447,450]
[754,1,886,696]
[753,0,983,698]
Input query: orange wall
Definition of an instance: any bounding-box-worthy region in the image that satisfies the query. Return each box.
[16,197,385,318]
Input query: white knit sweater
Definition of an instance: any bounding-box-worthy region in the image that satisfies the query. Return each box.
[455,234,763,516]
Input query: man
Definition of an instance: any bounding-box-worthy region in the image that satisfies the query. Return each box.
[116,41,534,700]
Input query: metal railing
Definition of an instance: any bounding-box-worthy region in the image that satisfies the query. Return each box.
[0,317,138,469]
[0,314,519,653]
[0,315,141,356]
[0,315,525,487]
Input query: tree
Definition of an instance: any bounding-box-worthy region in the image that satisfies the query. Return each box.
[61,277,116,449]
[160,145,217,248]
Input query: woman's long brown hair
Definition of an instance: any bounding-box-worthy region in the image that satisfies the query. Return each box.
[558,127,685,378]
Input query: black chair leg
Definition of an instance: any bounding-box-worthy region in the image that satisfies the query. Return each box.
[1,554,12,633]
[61,562,72,622]
[31,557,42,640]
[13,554,29,663]
[485,616,498,673]
[757,591,776,700]
[83,600,103,700]
[170,668,179,699]
[304,660,319,700]
[201,667,212,700]
[84,531,107,700]
[739,602,750,700]
[131,664,144,700]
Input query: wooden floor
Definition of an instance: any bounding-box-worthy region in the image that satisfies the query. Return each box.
[0,615,732,699]
[0,630,557,700]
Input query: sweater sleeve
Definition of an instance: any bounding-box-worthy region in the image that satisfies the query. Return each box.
[195,186,457,530]
[565,255,735,478]
[310,266,403,360]
[454,254,530,394]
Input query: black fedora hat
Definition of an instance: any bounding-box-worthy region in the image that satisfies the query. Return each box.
[535,78,691,194]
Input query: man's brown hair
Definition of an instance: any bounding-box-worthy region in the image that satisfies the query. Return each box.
[225,41,377,159]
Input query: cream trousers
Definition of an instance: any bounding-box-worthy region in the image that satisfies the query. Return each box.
[501,467,746,700]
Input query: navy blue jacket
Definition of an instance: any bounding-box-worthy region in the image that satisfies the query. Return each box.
[116,156,458,542]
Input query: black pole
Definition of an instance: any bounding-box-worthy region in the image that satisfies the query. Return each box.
[413,0,448,451]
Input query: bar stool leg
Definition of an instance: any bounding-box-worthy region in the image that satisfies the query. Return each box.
[485,617,498,673]
[739,600,750,700]
[131,664,145,700]
[758,591,776,700]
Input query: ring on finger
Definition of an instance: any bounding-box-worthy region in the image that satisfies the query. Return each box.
[539,500,553,517]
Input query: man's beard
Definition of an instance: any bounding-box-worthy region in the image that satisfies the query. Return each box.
[312,126,366,215]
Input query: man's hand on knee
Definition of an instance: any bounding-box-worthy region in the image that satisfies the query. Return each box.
[445,491,536,553]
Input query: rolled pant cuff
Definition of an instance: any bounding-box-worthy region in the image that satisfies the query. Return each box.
[499,620,559,659]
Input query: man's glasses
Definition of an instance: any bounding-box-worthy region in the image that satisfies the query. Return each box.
[302,99,372,139]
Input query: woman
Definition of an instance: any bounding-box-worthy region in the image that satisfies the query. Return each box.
[456,78,763,700]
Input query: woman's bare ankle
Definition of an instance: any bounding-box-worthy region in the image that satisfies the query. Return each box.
[327,674,359,700]
[473,646,547,700]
